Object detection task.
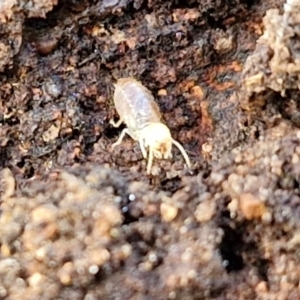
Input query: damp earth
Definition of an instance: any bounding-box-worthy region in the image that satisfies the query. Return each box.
[1,0,300,299]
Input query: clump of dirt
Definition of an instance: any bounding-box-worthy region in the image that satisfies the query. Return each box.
[0,166,126,299]
[0,0,58,72]
[240,0,300,115]
[0,165,228,299]
[215,120,300,299]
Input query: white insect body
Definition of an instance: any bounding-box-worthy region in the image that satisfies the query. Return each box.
[110,77,191,174]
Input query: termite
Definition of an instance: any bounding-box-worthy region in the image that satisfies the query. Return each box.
[110,77,191,174]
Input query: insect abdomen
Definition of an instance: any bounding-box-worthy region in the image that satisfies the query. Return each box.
[114,78,162,132]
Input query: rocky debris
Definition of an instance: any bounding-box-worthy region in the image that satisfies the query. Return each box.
[240,0,300,112]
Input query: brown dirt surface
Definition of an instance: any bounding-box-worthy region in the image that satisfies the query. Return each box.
[1,0,300,299]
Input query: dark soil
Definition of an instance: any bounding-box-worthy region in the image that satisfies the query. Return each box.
[1,0,300,299]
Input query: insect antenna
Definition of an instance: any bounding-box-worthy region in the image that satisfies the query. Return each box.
[171,139,192,170]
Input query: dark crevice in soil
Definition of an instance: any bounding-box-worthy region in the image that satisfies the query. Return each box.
[219,224,245,273]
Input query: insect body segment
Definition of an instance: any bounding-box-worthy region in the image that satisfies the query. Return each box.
[111,77,191,174]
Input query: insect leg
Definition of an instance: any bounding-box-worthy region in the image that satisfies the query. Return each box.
[146,147,154,174]
[112,128,131,148]
[171,139,192,169]
[138,139,147,158]
[109,118,123,128]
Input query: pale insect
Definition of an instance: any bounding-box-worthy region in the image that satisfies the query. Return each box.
[110,77,191,174]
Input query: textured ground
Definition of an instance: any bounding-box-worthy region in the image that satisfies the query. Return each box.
[1,0,300,299]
